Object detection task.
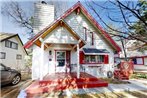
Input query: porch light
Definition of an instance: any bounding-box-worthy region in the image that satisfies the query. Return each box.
[49,50,52,55]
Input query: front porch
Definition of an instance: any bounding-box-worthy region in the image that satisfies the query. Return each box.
[26,72,108,97]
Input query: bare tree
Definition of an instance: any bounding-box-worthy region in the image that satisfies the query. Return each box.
[85,0,147,43]
[1,1,68,37]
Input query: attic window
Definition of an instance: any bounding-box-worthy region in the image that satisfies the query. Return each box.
[5,40,18,50]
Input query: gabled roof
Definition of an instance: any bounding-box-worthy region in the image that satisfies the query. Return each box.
[0,32,28,55]
[0,32,17,41]
[24,1,121,52]
[24,20,85,49]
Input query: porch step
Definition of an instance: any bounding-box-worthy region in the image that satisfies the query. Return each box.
[26,80,108,97]
[26,72,108,98]
[40,80,108,89]
[39,77,100,86]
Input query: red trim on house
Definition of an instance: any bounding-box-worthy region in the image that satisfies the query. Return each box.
[24,19,60,48]
[24,1,121,52]
[79,51,84,64]
[79,51,109,64]
[104,55,109,64]
[142,57,144,65]
[66,50,71,73]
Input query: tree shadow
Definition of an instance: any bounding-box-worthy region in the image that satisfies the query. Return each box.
[125,91,147,98]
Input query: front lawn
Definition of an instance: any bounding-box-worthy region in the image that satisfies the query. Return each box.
[131,72,147,79]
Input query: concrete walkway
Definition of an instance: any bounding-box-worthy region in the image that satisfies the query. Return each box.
[63,79,147,96]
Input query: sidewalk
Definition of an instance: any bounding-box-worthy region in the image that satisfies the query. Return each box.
[63,79,147,96]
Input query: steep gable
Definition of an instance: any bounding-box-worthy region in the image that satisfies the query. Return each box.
[0,32,27,55]
[24,20,85,49]
[61,2,121,52]
[44,26,78,44]
[24,1,121,52]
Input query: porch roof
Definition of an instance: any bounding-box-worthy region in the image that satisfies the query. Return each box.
[24,20,85,49]
[83,48,109,55]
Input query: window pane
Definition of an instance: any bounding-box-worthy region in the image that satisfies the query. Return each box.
[96,55,104,63]
[0,52,6,59]
[136,58,143,64]
[57,52,65,59]
[11,43,18,49]
[84,55,105,63]
[16,54,22,59]
[5,40,11,48]
[85,55,90,63]
[91,55,96,62]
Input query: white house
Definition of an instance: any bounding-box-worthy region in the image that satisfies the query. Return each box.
[24,2,121,80]
[0,32,27,70]
[120,40,147,70]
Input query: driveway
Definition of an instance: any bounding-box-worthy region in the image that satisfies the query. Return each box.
[1,79,32,98]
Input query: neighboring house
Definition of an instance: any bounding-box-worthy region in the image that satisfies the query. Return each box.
[120,40,147,70]
[0,32,27,70]
[24,2,121,80]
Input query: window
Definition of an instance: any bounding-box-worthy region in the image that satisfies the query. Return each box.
[16,54,22,59]
[84,55,104,63]
[5,40,18,49]
[5,40,11,47]
[79,51,109,64]
[0,52,6,59]
[11,42,18,49]
[56,51,66,67]
[90,32,94,45]
[133,58,143,65]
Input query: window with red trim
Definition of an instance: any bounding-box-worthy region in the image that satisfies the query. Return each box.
[79,52,109,64]
[84,55,104,63]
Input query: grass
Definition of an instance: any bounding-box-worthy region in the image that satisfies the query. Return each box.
[130,72,147,79]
